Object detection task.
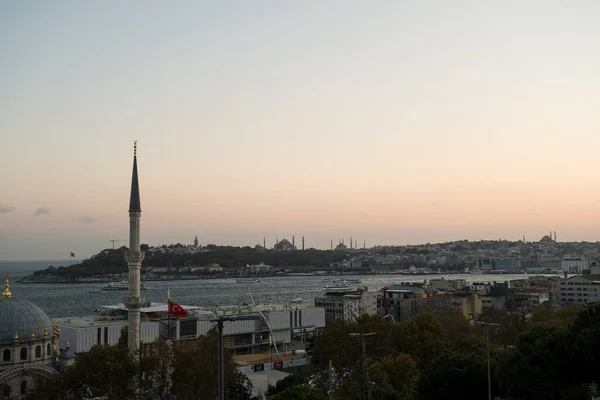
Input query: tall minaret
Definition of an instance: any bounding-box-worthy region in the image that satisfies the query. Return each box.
[124,141,144,351]
[302,236,305,251]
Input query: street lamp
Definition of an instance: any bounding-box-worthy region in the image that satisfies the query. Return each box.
[213,315,261,400]
[349,332,376,400]
[475,321,500,400]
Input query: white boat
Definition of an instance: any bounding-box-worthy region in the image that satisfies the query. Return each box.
[103,282,148,290]
[291,298,303,304]
[89,289,104,294]
[334,278,361,284]
[236,277,263,284]
[323,283,355,293]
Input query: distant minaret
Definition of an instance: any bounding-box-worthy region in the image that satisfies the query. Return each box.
[124,141,144,352]
[554,231,557,242]
[330,239,333,250]
[363,240,366,249]
[292,235,295,248]
[263,237,266,248]
[350,237,353,249]
[194,236,199,247]
[355,240,357,249]
[302,236,305,251]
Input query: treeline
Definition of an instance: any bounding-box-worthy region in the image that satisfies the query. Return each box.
[267,303,600,399]
[31,328,252,400]
[32,246,354,279]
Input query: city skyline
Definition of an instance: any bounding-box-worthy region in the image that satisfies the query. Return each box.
[3,1,600,260]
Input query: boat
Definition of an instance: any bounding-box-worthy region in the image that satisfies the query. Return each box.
[323,283,355,293]
[334,278,361,284]
[291,298,303,304]
[103,282,148,290]
[89,289,104,294]
[236,277,263,284]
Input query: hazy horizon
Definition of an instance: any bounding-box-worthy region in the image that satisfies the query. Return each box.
[3,1,600,261]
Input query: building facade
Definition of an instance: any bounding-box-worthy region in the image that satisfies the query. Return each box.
[554,275,600,306]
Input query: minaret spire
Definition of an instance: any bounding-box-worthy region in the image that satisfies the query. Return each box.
[124,141,144,352]
[129,141,141,213]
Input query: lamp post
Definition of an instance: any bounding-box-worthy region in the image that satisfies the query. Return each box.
[214,315,261,400]
[475,321,500,400]
[349,332,375,400]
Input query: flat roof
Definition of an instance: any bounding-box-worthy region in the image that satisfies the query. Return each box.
[101,302,204,313]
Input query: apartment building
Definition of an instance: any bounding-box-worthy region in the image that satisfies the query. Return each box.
[561,258,589,274]
[554,275,600,306]
[314,287,377,324]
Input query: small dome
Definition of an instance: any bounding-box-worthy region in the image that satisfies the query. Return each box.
[0,296,52,345]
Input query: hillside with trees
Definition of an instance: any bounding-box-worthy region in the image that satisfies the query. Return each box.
[30,245,353,280]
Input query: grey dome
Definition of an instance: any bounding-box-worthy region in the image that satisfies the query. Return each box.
[0,297,52,345]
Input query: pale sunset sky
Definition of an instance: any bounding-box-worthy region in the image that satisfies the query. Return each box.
[2,1,600,261]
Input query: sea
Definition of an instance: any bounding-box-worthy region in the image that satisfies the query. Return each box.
[0,260,555,319]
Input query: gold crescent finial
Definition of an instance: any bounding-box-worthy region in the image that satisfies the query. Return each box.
[31,331,36,341]
[13,332,19,341]
[66,341,71,349]
[2,275,11,298]
[43,328,48,338]
[134,140,137,156]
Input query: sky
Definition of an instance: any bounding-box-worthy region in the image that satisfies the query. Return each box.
[2,1,600,261]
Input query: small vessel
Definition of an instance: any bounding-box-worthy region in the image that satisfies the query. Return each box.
[291,298,303,304]
[89,289,104,294]
[103,282,148,290]
[334,278,361,284]
[323,283,355,293]
[236,277,263,284]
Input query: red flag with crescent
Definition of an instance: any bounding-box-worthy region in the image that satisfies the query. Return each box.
[168,300,187,317]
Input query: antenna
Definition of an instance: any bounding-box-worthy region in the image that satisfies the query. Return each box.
[109,239,122,250]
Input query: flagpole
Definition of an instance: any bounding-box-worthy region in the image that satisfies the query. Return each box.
[167,289,170,340]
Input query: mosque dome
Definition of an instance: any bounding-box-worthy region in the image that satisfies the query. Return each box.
[0,279,52,345]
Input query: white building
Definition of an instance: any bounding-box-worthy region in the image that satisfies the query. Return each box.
[314,288,377,324]
[561,258,589,274]
[53,303,325,355]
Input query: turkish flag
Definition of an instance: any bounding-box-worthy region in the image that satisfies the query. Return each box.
[168,300,187,317]
[70,252,75,257]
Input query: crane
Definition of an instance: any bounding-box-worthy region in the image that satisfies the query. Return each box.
[109,239,122,250]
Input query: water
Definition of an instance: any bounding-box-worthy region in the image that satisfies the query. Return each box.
[1,264,547,318]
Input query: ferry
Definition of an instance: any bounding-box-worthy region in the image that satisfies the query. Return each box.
[236,277,263,284]
[334,278,361,284]
[103,281,148,291]
[291,298,303,304]
[323,283,355,293]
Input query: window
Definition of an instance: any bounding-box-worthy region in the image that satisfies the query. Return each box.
[179,320,197,338]
[3,349,10,362]
[46,343,51,356]
[20,347,27,361]
[97,327,102,344]
[20,381,26,394]
[35,346,41,358]
[104,327,108,344]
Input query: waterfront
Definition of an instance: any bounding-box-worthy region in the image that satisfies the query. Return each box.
[0,262,554,318]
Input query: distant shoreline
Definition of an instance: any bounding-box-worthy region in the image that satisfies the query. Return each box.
[15,270,536,284]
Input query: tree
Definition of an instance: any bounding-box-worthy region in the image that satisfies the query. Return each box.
[495,325,582,399]
[267,385,326,400]
[170,330,252,400]
[416,352,488,400]
[33,344,138,399]
[370,353,419,400]
[394,314,449,367]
